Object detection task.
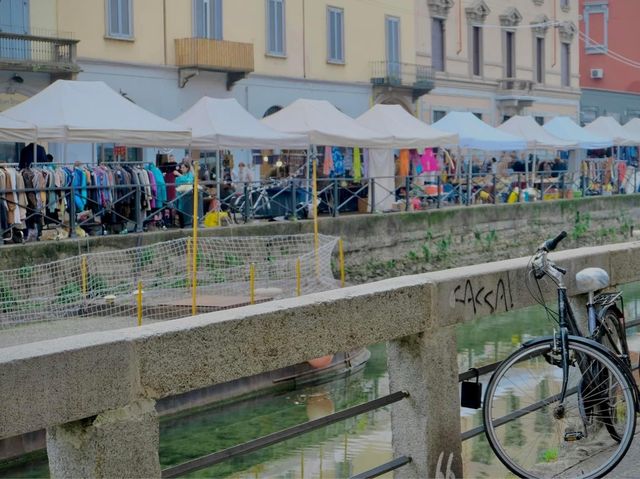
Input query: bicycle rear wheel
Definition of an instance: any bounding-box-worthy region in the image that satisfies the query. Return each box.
[483,338,636,479]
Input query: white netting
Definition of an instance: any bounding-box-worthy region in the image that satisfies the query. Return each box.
[0,234,340,328]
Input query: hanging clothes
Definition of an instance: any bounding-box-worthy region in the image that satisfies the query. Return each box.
[332,147,345,176]
[322,146,333,176]
[399,149,410,177]
[353,148,362,182]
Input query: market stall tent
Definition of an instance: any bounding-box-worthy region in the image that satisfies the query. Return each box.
[622,118,640,143]
[173,97,307,150]
[1,80,191,147]
[543,117,613,149]
[0,115,36,143]
[432,112,527,150]
[497,116,577,149]
[355,104,458,148]
[584,116,638,146]
[261,99,391,147]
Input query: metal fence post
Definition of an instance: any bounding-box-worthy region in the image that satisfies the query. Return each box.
[405,175,411,212]
[437,175,442,209]
[333,178,339,217]
[466,172,471,206]
[518,174,522,202]
[492,174,497,204]
[135,184,143,232]
[243,183,250,221]
[69,183,77,238]
[290,180,296,220]
[369,179,376,213]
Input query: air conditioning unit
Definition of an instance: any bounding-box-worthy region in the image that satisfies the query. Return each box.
[590,68,604,79]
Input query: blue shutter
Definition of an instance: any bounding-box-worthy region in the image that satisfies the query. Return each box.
[194,0,204,37]
[120,0,131,37]
[108,0,119,36]
[213,0,222,40]
[267,0,276,53]
[337,9,343,61]
[276,0,284,54]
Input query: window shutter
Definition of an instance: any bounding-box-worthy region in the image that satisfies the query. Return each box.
[108,0,119,36]
[120,0,131,36]
[337,10,343,60]
[194,0,205,37]
[276,0,284,54]
[431,19,442,71]
[213,0,222,40]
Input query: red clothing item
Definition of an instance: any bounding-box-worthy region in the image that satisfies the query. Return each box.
[164,171,176,202]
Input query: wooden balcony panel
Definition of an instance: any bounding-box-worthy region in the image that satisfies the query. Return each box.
[175,38,254,73]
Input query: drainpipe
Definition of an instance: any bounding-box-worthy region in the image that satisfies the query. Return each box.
[163,0,168,65]
[302,0,307,78]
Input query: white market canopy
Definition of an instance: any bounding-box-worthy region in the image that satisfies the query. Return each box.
[355,104,458,149]
[1,80,191,147]
[432,112,527,150]
[622,118,640,144]
[543,116,612,149]
[498,115,577,149]
[173,97,307,150]
[584,116,638,146]
[261,98,391,147]
[0,114,36,143]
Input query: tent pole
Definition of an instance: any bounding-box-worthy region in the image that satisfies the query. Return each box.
[311,144,319,279]
[216,150,221,205]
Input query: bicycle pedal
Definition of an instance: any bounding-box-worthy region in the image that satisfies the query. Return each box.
[564,431,585,442]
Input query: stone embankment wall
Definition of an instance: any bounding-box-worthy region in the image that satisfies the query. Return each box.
[1,196,638,284]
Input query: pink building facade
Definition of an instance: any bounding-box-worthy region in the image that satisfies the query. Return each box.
[580,0,640,123]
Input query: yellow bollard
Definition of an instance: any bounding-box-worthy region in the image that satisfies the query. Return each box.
[81,255,88,299]
[338,238,345,288]
[296,258,301,296]
[191,161,199,317]
[249,263,255,305]
[137,281,143,326]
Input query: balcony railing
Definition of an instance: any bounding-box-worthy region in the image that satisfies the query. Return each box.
[497,78,534,92]
[175,38,254,73]
[370,61,435,99]
[0,31,79,74]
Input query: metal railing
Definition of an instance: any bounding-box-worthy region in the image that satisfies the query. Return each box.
[0,31,79,73]
[1,170,638,244]
[370,61,435,91]
[162,391,411,478]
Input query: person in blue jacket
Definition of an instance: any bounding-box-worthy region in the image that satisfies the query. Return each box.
[173,158,195,227]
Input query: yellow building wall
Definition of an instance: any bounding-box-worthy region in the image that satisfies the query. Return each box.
[30,0,58,36]
[56,0,167,65]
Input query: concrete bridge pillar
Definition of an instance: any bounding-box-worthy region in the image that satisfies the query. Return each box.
[387,326,463,479]
[46,399,160,479]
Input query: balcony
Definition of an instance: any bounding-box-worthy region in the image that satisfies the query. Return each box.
[370,61,435,100]
[497,78,534,93]
[0,31,79,75]
[496,78,535,115]
[175,38,254,89]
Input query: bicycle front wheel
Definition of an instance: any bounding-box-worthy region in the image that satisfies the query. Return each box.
[483,338,636,479]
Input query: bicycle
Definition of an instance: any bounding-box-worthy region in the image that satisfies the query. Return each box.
[483,231,639,479]
[231,182,272,223]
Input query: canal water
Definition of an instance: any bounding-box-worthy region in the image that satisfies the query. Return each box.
[2,283,640,479]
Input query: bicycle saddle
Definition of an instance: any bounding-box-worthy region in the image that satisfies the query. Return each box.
[575,267,610,294]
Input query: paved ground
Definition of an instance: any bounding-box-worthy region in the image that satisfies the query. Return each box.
[606,429,640,477]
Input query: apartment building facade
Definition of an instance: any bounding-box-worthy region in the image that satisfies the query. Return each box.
[0,0,421,120]
[579,0,640,124]
[415,0,580,126]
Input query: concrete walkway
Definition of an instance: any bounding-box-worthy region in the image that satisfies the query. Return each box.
[607,430,640,477]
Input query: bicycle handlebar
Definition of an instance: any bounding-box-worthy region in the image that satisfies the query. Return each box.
[542,231,567,252]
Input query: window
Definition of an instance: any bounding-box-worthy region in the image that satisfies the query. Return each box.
[471,25,482,76]
[473,112,482,120]
[433,110,446,122]
[385,16,400,79]
[535,37,545,83]
[107,0,133,38]
[534,116,544,126]
[584,2,608,54]
[504,30,515,78]
[502,115,511,123]
[194,0,222,40]
[327,7,344,63]
[560,0,570,9]
[431,18,445,72]
[266,0,285,56]
[561,42,570,87]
